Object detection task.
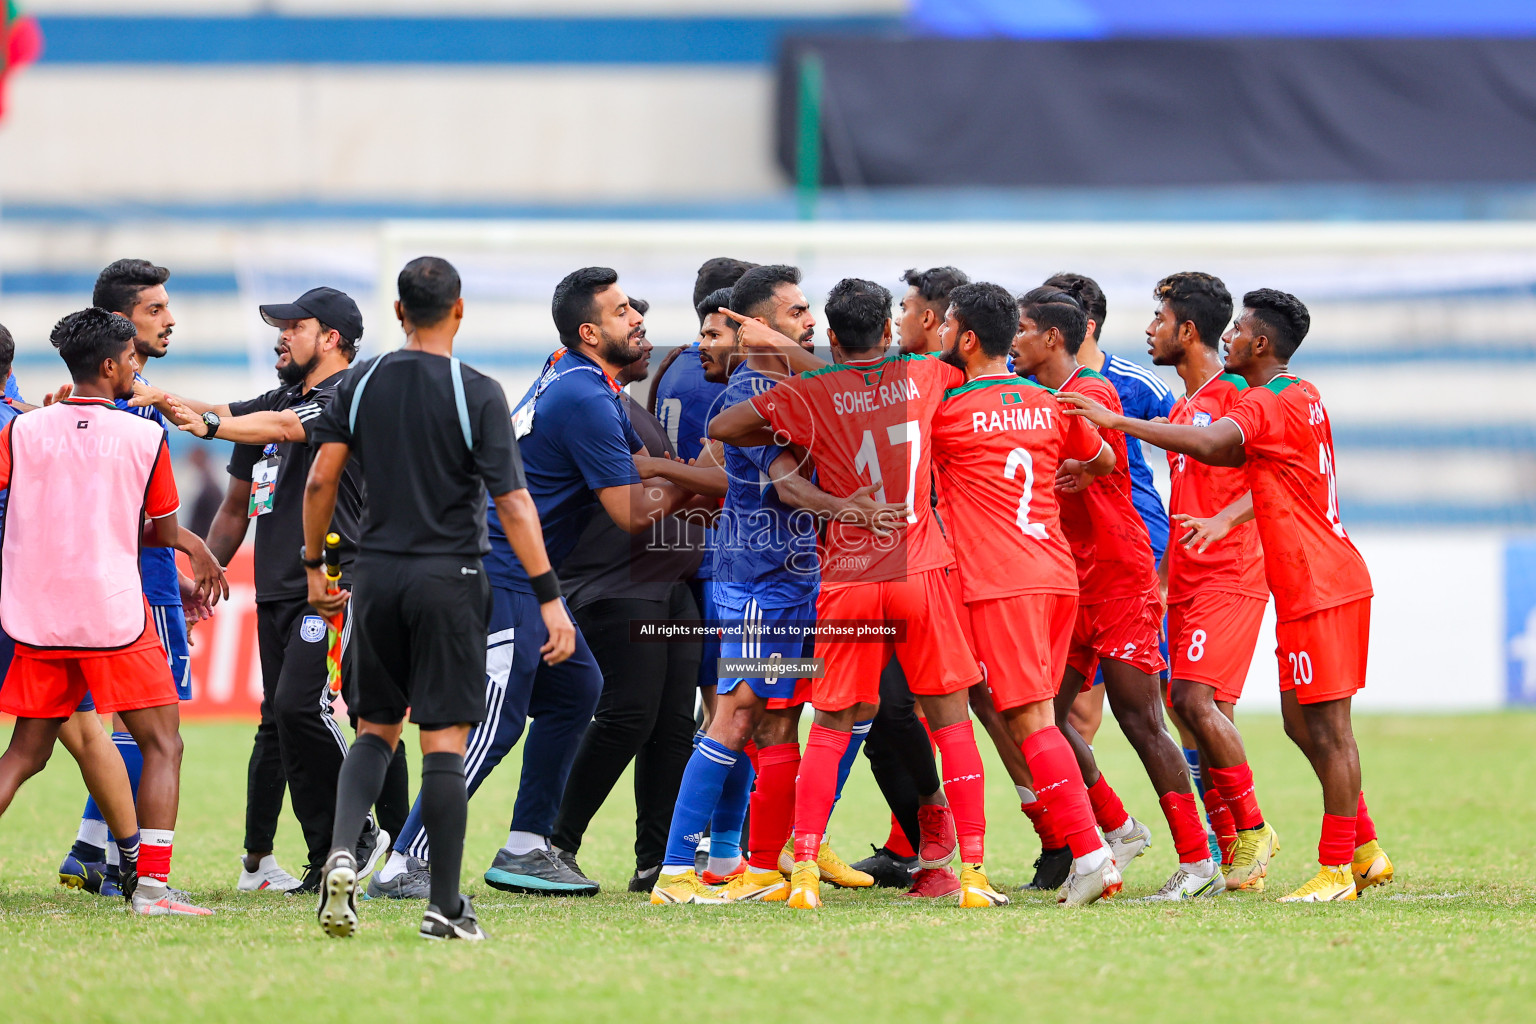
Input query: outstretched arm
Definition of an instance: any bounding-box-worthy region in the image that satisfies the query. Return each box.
[709,399,778,448]
[129,380,230,419]
[1057,391,1246,467]
[167,397,306,445]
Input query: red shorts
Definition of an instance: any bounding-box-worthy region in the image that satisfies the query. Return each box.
[1275,598,1370,705]
[1166,591,1267,703]
[0,644,178,719]
[766,678,812,710]
[1067,589,1166,685]
[813,567,981,712]
[967,593,1077,712]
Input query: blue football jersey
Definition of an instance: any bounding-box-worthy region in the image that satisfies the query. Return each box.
[118,372,181,605]
[652,342,729,580]
[1101,355,1176,560]
[711,366,819,610]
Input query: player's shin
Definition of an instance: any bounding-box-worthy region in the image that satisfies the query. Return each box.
[793,724,850,862]
[1159,791,1212,867]
[931,720,987,865]
[748,742,799,871]
[662,738,740,872]
[1021,724,1105,866]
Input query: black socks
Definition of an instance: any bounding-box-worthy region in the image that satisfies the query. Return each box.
[330,732,395,856]
[420,751,468,919]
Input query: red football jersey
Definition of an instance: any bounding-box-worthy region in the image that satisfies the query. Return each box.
[931,373,1103,603]
[1221,374,1372,622]
[751,352,962,585]
[1056,366,1159,604]
[1165,373,1267,604]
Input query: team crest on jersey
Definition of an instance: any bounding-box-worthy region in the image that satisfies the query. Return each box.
[862,371,881,386]
[1001,391,1023,405]
[300,615,327,643]
[1192,412,1212,427]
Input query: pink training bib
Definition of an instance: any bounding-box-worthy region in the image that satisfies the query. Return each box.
[1,400,167,650]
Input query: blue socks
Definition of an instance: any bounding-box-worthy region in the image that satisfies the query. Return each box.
[663,737,739,871]
[76,733,144,862]
[707,754,754,867]
[1182,747,1205,800]
[832,720,873,805]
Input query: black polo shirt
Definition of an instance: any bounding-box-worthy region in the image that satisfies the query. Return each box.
[228,370,365,603]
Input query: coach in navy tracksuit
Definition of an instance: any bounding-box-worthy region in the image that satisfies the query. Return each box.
[371,267,698,898]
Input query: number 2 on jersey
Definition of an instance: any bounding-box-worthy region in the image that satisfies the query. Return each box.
[853,421,920,523]
[1003,448,1048,540]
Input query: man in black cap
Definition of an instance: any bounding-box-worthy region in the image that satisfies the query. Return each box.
[138,286,389,892]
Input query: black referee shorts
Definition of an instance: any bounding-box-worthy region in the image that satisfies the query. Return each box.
[349,552,492,729]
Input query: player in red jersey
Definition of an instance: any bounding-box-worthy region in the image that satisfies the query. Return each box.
[1145,273,1279,892]
[1060,287,1392,902]
[1012,286,1216,900]
[712,276,1008,910]
[929,282,1124,905]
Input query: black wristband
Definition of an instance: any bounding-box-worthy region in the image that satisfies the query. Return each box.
[529,570,561,604]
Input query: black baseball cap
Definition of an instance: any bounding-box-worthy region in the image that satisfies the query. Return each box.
[259,286,363,344]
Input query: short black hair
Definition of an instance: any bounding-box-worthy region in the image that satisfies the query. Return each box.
[630,296,650,317]
[51,307,136,382]
[92,259,170,317]
[1155,272,1233,350]
[1243,288,1310,359]
[553,266,619,347]
[397,256,461,329]
[314,321,357,362]
[823,278,892,354]
[902,266,969,309]
[947,282,1018,359]
[693,257,759,315]
[1043,272,1105,339]
[1019,286,1088,355]
[0,322,13,379]
[729,264,800,320]
[695,287,736,324]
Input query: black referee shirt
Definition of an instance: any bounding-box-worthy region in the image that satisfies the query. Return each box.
[228,370,364,603]
[310,350,525,558]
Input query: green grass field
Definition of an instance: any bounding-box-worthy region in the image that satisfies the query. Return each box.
[1,712,1533,1023]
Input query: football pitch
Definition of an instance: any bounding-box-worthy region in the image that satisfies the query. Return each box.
[1,713,1532,1023]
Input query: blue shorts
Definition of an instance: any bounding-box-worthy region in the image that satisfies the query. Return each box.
[714,592,816,701]
[693,578,720,690]
[77,603,190,713]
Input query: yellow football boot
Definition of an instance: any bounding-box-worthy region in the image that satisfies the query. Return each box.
[817,843,875,888]
[777,838,795,877]
[1352,840,1394,894]
[1224,822,1280,891]
[785,860,822,910]
[650,869,726,905]
[957,864,1009,908]
[719,866,789,903]
[1277,864,1357,903]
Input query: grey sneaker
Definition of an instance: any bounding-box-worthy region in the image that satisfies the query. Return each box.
[483,847,598,896]
[1105,816,1153,873]
[364,857,432,900]
[1143,864,1220,901]
[552,847,600,892]
[420,894,487,941]
[316,850,359,938]
[1057,857,1124,907]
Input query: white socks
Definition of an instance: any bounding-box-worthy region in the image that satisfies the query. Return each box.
[1074,847,1111,873]
[706,855,742,876]
[376,850,409,882]
[505,830,547,856]
[77,818,110,849]
[1181,859,1216,876]
[1105,818,1135,840]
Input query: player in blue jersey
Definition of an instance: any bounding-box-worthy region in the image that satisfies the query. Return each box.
[56,259,228,898]
[648,258,757,739]
[646,269,905,904]
[368,267,704,899]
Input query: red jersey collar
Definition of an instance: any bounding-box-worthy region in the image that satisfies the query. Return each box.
[60,396,116,407]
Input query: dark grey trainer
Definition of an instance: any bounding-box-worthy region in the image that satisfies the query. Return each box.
[364,857,432,900]
[483,847,598,896]
[552,847,600,893]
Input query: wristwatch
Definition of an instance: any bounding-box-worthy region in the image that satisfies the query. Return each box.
[200,411,221,439]
[299,545,324,569]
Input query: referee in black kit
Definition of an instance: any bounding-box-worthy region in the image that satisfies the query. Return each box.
[302,256,575,942]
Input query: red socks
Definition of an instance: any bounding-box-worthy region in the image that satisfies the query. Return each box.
[931,720,987,864]
[1020,725,1100,859]
[1207,762,1264,831]
[1086,774,1130,833]
[1203,788,1238,862]
[1159,791,1210,864]
[139,828,174,884]
[1355,792,1376,847]
[748,742,799,871]
[884,815,916,859]
[743,739,760,774]
[792,725,849,863]
[1021,798,1063,848]
[1319,813,1357,866]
